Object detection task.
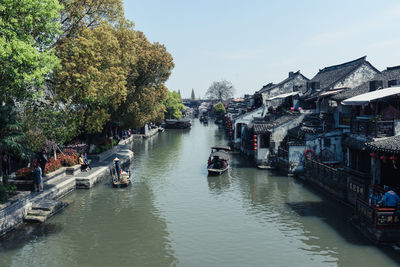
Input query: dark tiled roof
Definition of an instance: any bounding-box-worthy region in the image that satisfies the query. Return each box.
[366,135,400,154]
[332,65,400,101]
[300,126,317,134]
[258,71,309,94]
[253,113,301,134]
[253,124,271,134]
[310,56,377,90]
[343,135,368,151]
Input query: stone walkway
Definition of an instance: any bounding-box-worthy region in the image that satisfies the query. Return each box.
[0,134,138,237]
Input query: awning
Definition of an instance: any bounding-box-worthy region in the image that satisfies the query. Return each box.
[342,86,400,105]
[210,151,229,160]
[266,91,299,101]
[319,89,344,97]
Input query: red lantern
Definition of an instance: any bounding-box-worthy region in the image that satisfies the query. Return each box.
[253,135,257,138]
[389,156,398,161]
[380,155,387,163]
[254,147,257,151]
[253,139,257,142]
[369,152,377,158]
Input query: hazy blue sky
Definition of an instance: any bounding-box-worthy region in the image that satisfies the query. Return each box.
[123,0,400,98]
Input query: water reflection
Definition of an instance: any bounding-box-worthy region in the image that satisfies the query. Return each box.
[1,120,400,266]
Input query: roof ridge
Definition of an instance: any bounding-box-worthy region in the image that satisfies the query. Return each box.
[319,56,366,73]
[386,65,400,71]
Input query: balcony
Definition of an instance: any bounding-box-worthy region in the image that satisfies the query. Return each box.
[350,118,394,137]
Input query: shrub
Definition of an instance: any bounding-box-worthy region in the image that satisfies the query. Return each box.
[0,185,8,203]
[60,154,78,167]
[63,148,79,157]
[44,157,62,174]
[0,183,17,203]
[91,139,119,154]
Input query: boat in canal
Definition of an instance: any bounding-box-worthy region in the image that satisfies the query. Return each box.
[163,119,192,129]
[207,145,231,175]
[350,193,400,245]
[112,169,132,188]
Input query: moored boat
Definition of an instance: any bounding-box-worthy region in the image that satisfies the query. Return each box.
[163,119,191,129]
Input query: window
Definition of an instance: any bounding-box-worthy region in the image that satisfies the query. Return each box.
[259,134,270,148]
[388,80,400,87]
[236,123,242,138]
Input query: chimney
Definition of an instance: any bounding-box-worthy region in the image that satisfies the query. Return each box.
[289,71,294,78]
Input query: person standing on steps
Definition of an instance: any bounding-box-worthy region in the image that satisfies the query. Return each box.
[38,149,48,177]
[33,164,43,192]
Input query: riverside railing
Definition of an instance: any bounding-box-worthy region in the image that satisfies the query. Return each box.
[350,118,394,137]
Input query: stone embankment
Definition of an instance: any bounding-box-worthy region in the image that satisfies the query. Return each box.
[0,132,149,237]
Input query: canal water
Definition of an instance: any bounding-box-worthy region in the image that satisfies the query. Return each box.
[1,120,400,266]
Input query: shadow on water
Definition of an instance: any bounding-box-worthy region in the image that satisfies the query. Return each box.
[286,194,400,265]
[0,223,63,251]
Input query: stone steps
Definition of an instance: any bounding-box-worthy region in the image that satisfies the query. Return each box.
[24,199,67,223]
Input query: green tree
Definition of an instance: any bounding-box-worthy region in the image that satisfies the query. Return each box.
[164,91,185,119]
[0,103,31,177]
[53,23,129,134]
[22,101,80,153]
[206,80,235,102]
[0,0,61,102]
[57,0,124,45]
[191,89,196,100]
[118,31,174,128]
[213,102,226,118]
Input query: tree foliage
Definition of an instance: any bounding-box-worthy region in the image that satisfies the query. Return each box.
[57,0,124,44]
[213,102,226,117]
[53,23,130,134]
[0,0,61,102]
[206,80,235,102]
[117,31,174,128]
[22,101,80,152]
[164,91,185,119]
[0,103,30,159]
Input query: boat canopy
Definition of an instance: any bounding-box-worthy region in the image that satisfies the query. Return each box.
[342,86,400,105]
[211,145,231,151]
[210,151,229,160]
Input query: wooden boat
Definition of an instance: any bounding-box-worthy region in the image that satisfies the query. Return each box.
[112,169,132,188]
[163,119,191,129]
[207,146,230,175]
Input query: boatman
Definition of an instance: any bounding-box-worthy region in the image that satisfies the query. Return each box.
[378,187,400,208]
[114,157,121,181]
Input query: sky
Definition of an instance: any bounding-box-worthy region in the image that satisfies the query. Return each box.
[123,0,400,99]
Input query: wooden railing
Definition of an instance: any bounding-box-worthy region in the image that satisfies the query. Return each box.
[350,119,394,137]
[356,197,400,229]
[305,158,347,194]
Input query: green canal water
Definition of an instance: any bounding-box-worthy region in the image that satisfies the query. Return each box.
[1,120,400,266]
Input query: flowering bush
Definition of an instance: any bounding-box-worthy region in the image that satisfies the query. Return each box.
[44,157,62,174]
[60,154,79,167]
[63,148,79,157]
